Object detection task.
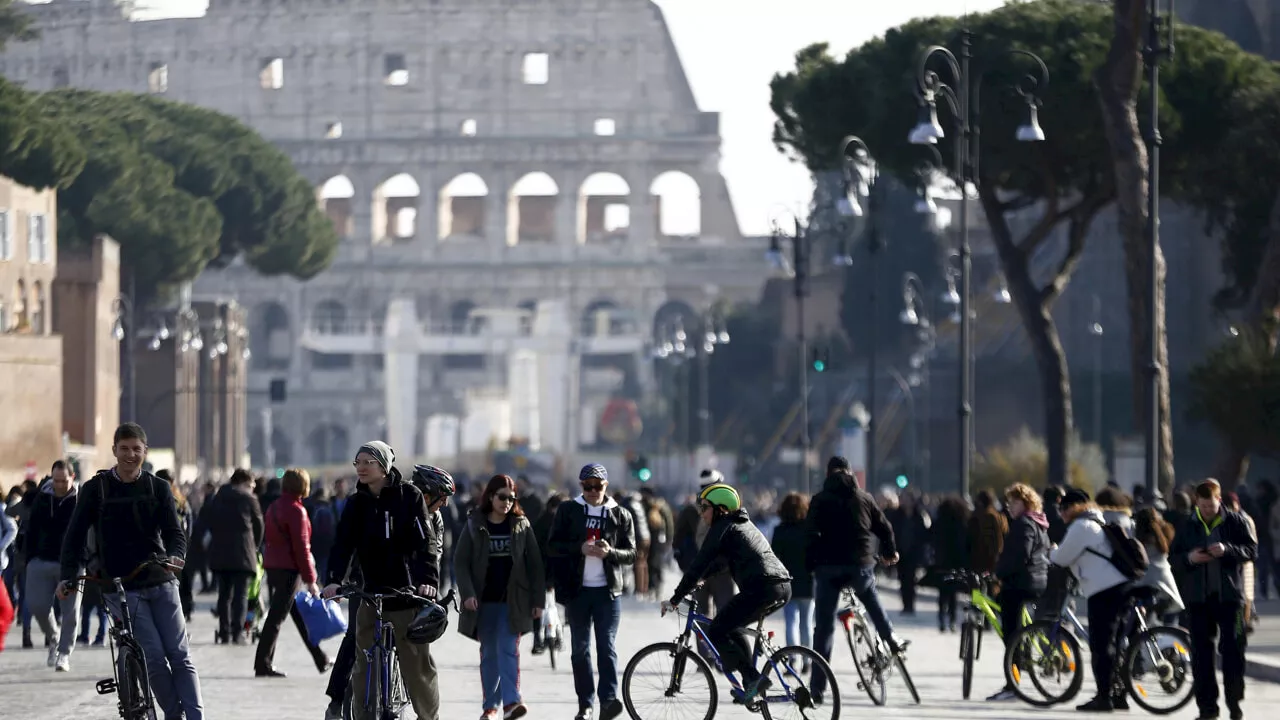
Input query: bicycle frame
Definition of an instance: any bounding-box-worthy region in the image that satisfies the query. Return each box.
[359,594,401,715]
[964,585,1034,639]
[674,599,799,702]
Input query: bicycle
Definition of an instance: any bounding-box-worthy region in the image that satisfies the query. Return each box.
[837,587,918,706]
[73,554,181,720]
[336,585,456,720]
[622,592,840,719]
[1005,583,1191,713]
[540,589,564,670]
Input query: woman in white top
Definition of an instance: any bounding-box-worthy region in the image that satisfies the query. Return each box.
[1132,507,1185,619]
[1048,488,1130,713]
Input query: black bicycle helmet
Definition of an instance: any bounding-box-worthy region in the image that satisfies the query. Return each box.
[411,464,456,499]
[406,601,449,644]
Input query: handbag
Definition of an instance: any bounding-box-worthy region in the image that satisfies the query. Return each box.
[294,590,348,646]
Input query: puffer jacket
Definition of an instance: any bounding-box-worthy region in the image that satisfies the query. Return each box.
[1049,509,1129,598]
[995,511,1050,594]
[325,468,437,611]
[670,508,790,603]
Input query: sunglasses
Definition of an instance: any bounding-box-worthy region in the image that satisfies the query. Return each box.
[494,492,515,502]
[581,482,605,492]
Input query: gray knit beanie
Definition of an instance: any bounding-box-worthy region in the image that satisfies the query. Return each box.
[356,440,395,474]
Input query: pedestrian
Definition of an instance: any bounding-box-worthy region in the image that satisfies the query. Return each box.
[455,474,545,720]
[22,460,81,671]
[7,478,38,648]
[254,468,330,678]
[531,493,565,655]
[1172,479,1257,720]
[195,468,264,644]
[987,483,1049,701]
[888,490,930,616]
[967,490,1008,575]
[640,487,674,600]
[1132,507,1185,620]
[156,470,195,622]
[930,495,970,632]
[0,504,16,653]
[770,492,813,659]
[547,464,637,720]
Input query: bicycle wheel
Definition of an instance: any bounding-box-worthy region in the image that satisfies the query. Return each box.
[622,642,717,720]
[117,644,158,720]
[1123,625,1193,715]
[960,620,976,699]
[894,653,920,705]
[385,645,409,720]
[759,644,839,720]
[844,621,885,705]
[367,648,383,720]
[1004,621,1084,708]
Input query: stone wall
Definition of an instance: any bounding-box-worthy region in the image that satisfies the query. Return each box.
[0,334,62,488]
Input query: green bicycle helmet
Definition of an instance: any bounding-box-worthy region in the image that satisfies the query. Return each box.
[699,483,742,513]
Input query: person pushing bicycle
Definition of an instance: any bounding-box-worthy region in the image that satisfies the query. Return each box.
[661,482,792,703]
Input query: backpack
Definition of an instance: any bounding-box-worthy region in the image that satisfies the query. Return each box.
[1085,518,1149,580]
[310,503,336,540]
[83,471,162,579]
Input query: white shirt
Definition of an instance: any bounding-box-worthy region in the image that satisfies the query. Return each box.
[582,503,609,588]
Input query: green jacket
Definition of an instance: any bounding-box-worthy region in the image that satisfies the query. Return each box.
[455,511,545,639]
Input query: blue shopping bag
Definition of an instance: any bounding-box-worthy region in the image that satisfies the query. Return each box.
[294,591,348,646]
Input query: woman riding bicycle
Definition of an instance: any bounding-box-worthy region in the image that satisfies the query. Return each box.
[661,483,792,702]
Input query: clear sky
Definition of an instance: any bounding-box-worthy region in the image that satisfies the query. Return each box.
[127,0,1006,236]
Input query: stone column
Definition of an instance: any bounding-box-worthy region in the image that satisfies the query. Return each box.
[383,297,420,458]
[486,171,512,248]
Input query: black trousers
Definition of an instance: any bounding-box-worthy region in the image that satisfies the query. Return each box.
[938,588,958,629]
[1086,584,1128,701]
[997,587,1038,688]
[898,563,919,613]
[707,581,791,682]
[214,570,254,639]
[1188,598,1247,717]
[255,569,328,672]
[326,596,362,705]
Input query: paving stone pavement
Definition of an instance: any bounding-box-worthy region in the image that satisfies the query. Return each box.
[4,585,1280,719]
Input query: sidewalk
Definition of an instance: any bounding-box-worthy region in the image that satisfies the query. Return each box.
[1247,598,1280,682]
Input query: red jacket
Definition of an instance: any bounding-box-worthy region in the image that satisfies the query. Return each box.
[263,492,317,584]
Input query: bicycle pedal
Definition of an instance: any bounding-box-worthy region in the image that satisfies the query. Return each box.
[95,678,118,695]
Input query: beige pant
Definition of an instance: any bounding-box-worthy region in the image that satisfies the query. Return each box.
[352,604,438,720]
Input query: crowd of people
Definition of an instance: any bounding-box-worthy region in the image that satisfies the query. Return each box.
[0,429,1271,720]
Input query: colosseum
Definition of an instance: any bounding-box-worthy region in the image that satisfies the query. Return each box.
[0,0,771,468]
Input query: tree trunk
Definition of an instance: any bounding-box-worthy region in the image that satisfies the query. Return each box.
[1095,0,1176,495]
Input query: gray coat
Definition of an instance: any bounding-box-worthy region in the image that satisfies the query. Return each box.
[455,512,545,639]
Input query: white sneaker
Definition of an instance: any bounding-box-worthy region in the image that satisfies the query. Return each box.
[55,653,70,672]
[46,646,57,667]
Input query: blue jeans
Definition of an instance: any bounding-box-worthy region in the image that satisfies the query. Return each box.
[811,565,896,700]
[478,603,522,710]
[566,587,621,710]
[105,579,204,720]
[784,597,813,648]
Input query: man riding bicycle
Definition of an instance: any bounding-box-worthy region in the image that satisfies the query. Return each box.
[806,456,906,703]
[662,482,791,703]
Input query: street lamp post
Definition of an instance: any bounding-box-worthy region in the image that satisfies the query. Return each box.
[839,136,878,488]
[768,218,813,493]
[111,288,137,423]
[1143,0,1174,497]
[909,31,1049,497]
[696,312,730,450]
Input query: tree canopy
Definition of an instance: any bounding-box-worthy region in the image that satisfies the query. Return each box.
[35,89,337,300]
[769,0,1280,485]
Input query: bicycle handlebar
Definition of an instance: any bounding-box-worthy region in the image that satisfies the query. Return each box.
[73,554,181,587]
[336,585,457,611]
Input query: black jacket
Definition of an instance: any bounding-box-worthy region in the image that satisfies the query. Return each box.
[805,473,897,570]
[194,483,264,573]
[1170,507,1258,605]
[770,520,812,599]
[671,508,790,603]
[25,481,78,564]
[326,468,437,611]
[995,512,1050,594]
[547,495,636,601]
[59,469,186,590]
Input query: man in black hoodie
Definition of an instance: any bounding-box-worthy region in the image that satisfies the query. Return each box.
[322,441,440,720]
[56,423,203,720]
[805,456,904,703]
[24,460,79,671]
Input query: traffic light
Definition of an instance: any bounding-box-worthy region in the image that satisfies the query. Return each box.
[628,453,652,482]
[811,344,829,373]
[895,474,909,489]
